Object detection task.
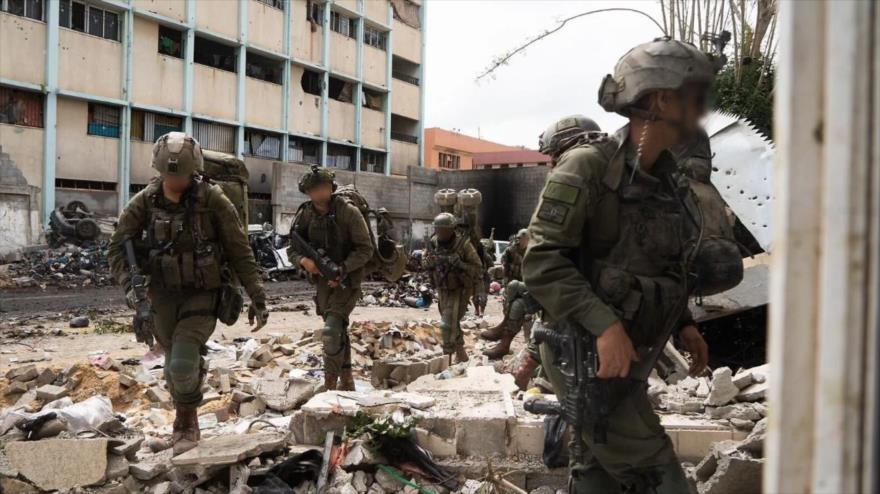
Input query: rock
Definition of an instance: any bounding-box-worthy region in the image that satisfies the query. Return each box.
[731,371,753,389]
[6,365,38,382]
[0,477,39,494]
[118,373,137,388]
[35,368,57,386]
[109,437,145,460]
[129,449,173,481]
[736,382,767,402]
[343,440,383,467]
[70,316,90,328]
[705,367,738,406]
[171,431,287,466]
[105,454,130,480]
[145,386,172,404]
[737,417,767,457]
[729,418,755,431]
[36,384,69,401]
[3,381,29,395]
[352,471,372,493]
[707,403,761,422]
[6,439,108,491]
[374,468,400,491]
[677,376,700,394]
[238,397,267,416]
[698,456,763,494]
[367,483,387,494]
[695,378,711,398]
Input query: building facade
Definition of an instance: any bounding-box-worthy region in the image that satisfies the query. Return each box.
[0,0,425,222]
[472,149,550,169]
[422,127,521,171]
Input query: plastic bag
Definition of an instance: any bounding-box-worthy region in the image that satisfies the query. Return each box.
[543,414,569,468]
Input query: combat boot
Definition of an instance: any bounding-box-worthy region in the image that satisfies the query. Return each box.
[455,345,469,363]
[324,373,339,391]
[480,315,509,341]
[338,369,355,391]
[172,404,200,456]
[513,354,540,390]
[483,332,515,360]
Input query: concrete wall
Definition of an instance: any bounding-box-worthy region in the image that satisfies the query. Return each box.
[363,44,387,87]
[364,0,389,23]
[56,98,119,182]
[289,65,321,135]
[328,99,355,142]
[193,64,237,120]
[392,20,420,63]
[329,32,357,76]
[248,0,284,53]
[196,0,239,38]
[132,17,185,110]
[361,107,386,149]
[244,156,274,194]
[391,139,418,175]
[59,29,122,99]
[0,13,46,85]
[130,140,156,185]
[291,0,322,63]
[245,77,283,128]
[391,78,419,120]
[0,125,43,187]
[0,185,41,259]
[134,0,186,22]
[55,188,118,214]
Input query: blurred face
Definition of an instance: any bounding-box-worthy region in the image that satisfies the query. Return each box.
[653,84,710,142]
[306,182,334,206]
[517,235,529,249]
[163,174,192,193]
[435,227,454,243]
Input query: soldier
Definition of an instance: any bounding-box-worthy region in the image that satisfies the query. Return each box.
[376,207,393,238]
[524,38,721,493]
[501,228,528,285]
[480,228,529,348]
[538,114,601,167]
[287,166,374,392]
[422,212,483,363]
[108,132,268,455]
[482,279,542,362]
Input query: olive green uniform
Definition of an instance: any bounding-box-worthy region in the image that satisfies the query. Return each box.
[502,280,542,358]
[524,127,693,492]
[501,243,525,285]
[423,234,483,353]
[287,195,373,375]
[109,178,266,405]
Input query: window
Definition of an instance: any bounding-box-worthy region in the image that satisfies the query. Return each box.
[158,25,183,58]
[289,137,321,165]
[308,1,323,24]
[246,52,283,84]
[131,110,183,142]
[194,36,237,72]
[326,144,355,171]
[361,150,385,174]
[0,87,44,128]
[55,178,115,191]
[392,56,420,85]
[301,69,322,96]
[87,103,121,138]
[329,11,355,38]
[390,0,420,29]
[192,120,235,153]
[363,26,386,51]
[328,76,353,103]
[362,88,384,111]
[244,130,281,159]
[254,0,282,9]
[438,152,460,170]
[58,1,118,41]
[2,0,43,20]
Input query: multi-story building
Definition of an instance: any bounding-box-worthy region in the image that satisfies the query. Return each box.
[422,127,527,171]
[0,0,425,222]
[472,149,550,169]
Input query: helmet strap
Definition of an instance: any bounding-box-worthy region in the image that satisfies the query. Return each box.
[630,120,651,184]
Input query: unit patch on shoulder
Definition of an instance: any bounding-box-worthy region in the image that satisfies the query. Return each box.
[537,201,569,225]
[543,181,580,205]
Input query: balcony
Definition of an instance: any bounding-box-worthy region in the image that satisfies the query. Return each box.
[196,2,238,38]
[246,77,283,129]
[131,17,184,109]
[392,19,421,63]
[391,78,420,121]
[361,108,385,149]
[193,64,237,120]
[391,139,418,175]
[391,132,417,144]
[392,71,419,86]
[58,29,122,99]
[248,0,284,53]
[0,12,46,85]
[134,0,186,22]
[363,44,387,87]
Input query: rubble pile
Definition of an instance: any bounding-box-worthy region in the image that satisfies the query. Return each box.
[0,242,113,290]
[360,273,437,309]
[686,418,767,494]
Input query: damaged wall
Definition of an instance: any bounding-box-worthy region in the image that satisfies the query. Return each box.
[0,147,41,259]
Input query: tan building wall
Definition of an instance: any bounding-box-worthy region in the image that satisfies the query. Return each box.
[0,124,44,187]
[328,99,355,142]
[329,32,357,76]
[55,98,119,182]
[289,65,321,136]
[363,44,387,87]
[335,0,358,13]
[361,108,385,149]
[133,0,186,22]
[423,128,521,171]
[291,0,322,63]
[244,156,273,194]
[391,78,419,120]
[391,139,418,175]
[130,140,157,185]
[58,29,122,99]
[392,20,420,63]
[132,17,185,110]
[0,13,45,85]
[248,0,284,53]
[193,64,237,120]
[364,0,388,23]
[245,77,283,128]
[196,1,239,38]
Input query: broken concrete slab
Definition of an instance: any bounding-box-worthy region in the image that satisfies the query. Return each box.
[105,453,129,480]
[407,365,518,395]
[6,439,108,491]
[171,431,288,466]
[0,477,39,494]
[698,456,764,494]
[35,383,69,401]
[736,382,768,402]
[250,376,319,412]
[705,367,738,406]
[128,449,173,481]
[6,364,38,382]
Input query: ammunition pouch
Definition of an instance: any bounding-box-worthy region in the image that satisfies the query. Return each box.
[683,180,744,296]
[216,268,244,326]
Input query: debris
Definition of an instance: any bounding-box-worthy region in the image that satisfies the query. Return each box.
[705,367,739,406]
[69,315,90,328]
[171,431,289,466]
[35,384,68,401]
[6,439,108,491]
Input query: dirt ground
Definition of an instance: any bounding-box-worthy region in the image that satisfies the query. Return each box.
[0,280,507,371]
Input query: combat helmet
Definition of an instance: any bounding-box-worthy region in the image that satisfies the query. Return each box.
[298,164,337,193]
[598,37,723,118]
[432,212,457,230]
[516,228,529,239]
[538,115,601,157]
[152,132,204,176]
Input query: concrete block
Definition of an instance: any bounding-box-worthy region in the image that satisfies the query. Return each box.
[3,381,29,395]
[706,367,738,406]
[513,419,545,456]
[172,432,287,466]
[290,411,354,445]
[415,428,457,458]
[676,429,734,462]
[35,368,57,386]
[406,361,429,382]
[145,386,172,404]
[731,371,753,389]
[736,382,767,402]
[455,416,508,457]
[0,477,39,494]
[6,439,108,491]
[36,384,69,401]
[698,456,763,494]
[371,361,394,388]
[118,373,137,388]
[105,453,129,480]
[6,364,38,382]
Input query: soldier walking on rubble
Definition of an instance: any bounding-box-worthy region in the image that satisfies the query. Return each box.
[287,166,373,392]
[423,212,484,364]
[501,228,528,286]
[108,132,269,455]
[524,38,735,493]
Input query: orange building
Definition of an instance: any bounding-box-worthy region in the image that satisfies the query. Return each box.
[423,128,523,170]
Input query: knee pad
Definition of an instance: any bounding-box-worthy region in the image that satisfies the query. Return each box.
[168,342,202,395]
[321,314,346,356]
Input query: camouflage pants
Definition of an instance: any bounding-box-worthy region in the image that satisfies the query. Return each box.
[151,289,217,405]
[315,280,361,375]
[539,343,691,493]
[437,288,470,353]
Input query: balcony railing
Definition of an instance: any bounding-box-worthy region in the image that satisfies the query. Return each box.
[392,71,420,86]
[391,132,418,144]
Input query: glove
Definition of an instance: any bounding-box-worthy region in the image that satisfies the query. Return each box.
[124,283,138,310]
[248,298,269,332]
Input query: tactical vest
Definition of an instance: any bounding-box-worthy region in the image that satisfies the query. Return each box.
[429,235,472,290]
[504,245,525,281]
[293,196,352,266]
[143,178,225,291]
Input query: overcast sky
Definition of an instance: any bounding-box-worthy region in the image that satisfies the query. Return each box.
[424,0,666,148]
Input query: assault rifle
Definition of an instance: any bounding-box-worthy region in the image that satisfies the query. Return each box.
[123,238,155,348]
[289,230,347,289]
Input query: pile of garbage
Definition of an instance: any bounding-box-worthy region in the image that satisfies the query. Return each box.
[361,273,437,309]
[0,242,113,290]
